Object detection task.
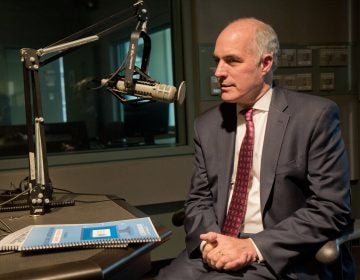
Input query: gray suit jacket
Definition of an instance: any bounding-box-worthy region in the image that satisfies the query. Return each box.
[184,87,353,278]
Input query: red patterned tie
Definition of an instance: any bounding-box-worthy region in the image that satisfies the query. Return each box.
[222,108,255,237]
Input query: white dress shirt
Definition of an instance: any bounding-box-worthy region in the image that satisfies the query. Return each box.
[200,88,272,261]
[225,88,272,261]
[228,88,272,234]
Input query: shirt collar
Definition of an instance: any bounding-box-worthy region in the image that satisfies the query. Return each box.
[237,87,273,114]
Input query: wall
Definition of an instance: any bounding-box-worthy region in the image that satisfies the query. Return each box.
[0,155,192,206]
[194,0,349,44]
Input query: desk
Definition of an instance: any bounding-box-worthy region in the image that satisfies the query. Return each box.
[0,193,171,279]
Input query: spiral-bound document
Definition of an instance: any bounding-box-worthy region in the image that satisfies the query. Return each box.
[0,217,160,252]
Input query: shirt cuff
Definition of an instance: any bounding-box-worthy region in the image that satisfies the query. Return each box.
[200,240,207,252]
[249,238,264,262]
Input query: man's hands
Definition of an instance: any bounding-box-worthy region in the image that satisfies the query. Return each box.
[200,232,258,271]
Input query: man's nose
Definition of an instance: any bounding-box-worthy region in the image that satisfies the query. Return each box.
[214,61,227,78]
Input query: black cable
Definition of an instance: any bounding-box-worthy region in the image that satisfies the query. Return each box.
[45,5,138,48]
[0,189,29,207]
[0,180,126,212]
[0,200,75,212]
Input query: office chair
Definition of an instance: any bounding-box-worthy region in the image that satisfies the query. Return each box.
[172,209,359,278]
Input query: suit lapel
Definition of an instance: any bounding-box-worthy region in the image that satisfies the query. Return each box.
[215,96,290,221]
[260,88,289,213]
[217,103,237,226]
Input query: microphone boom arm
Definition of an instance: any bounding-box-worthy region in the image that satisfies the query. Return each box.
[18,1,148,215]
[124,23,151,89]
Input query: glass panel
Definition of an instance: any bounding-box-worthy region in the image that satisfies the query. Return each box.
[0,0,184,158]
[101,28,176,148]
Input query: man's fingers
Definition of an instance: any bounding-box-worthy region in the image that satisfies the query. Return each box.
[200,232,218,243]
[223,253,255,270]
[205,249,227,270]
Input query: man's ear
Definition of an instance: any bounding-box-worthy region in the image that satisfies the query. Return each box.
[261,54,273,74]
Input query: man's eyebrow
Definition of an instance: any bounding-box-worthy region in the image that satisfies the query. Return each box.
[217,54,241,61]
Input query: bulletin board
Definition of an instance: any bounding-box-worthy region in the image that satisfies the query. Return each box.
[198,43,354,100]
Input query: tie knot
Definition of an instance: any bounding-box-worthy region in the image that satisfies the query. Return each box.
[242,108,254,122]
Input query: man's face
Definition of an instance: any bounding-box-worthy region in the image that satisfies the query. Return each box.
[213,23,268,106]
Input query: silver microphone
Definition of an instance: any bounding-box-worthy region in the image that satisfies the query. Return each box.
[101,78,185,104]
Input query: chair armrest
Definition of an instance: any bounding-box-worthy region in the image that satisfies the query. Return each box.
[172,208,185,227]
[315,219,360,264]
[315,240,340,264]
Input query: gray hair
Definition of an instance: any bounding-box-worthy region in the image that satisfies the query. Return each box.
[253,21,280,71]
[229,18,280,71]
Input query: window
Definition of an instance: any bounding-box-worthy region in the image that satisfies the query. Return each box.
[0,0,188,165]
[103,27,176,148]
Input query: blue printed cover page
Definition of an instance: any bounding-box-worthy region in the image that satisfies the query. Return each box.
[20,217,159,249]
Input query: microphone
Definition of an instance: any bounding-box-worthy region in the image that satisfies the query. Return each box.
[101,78,185,104]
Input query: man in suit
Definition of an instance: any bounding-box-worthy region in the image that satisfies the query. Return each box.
[157,17,354,279]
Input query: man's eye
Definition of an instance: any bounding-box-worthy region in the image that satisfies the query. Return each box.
[222,57,236,65]
[227,58,241,64]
